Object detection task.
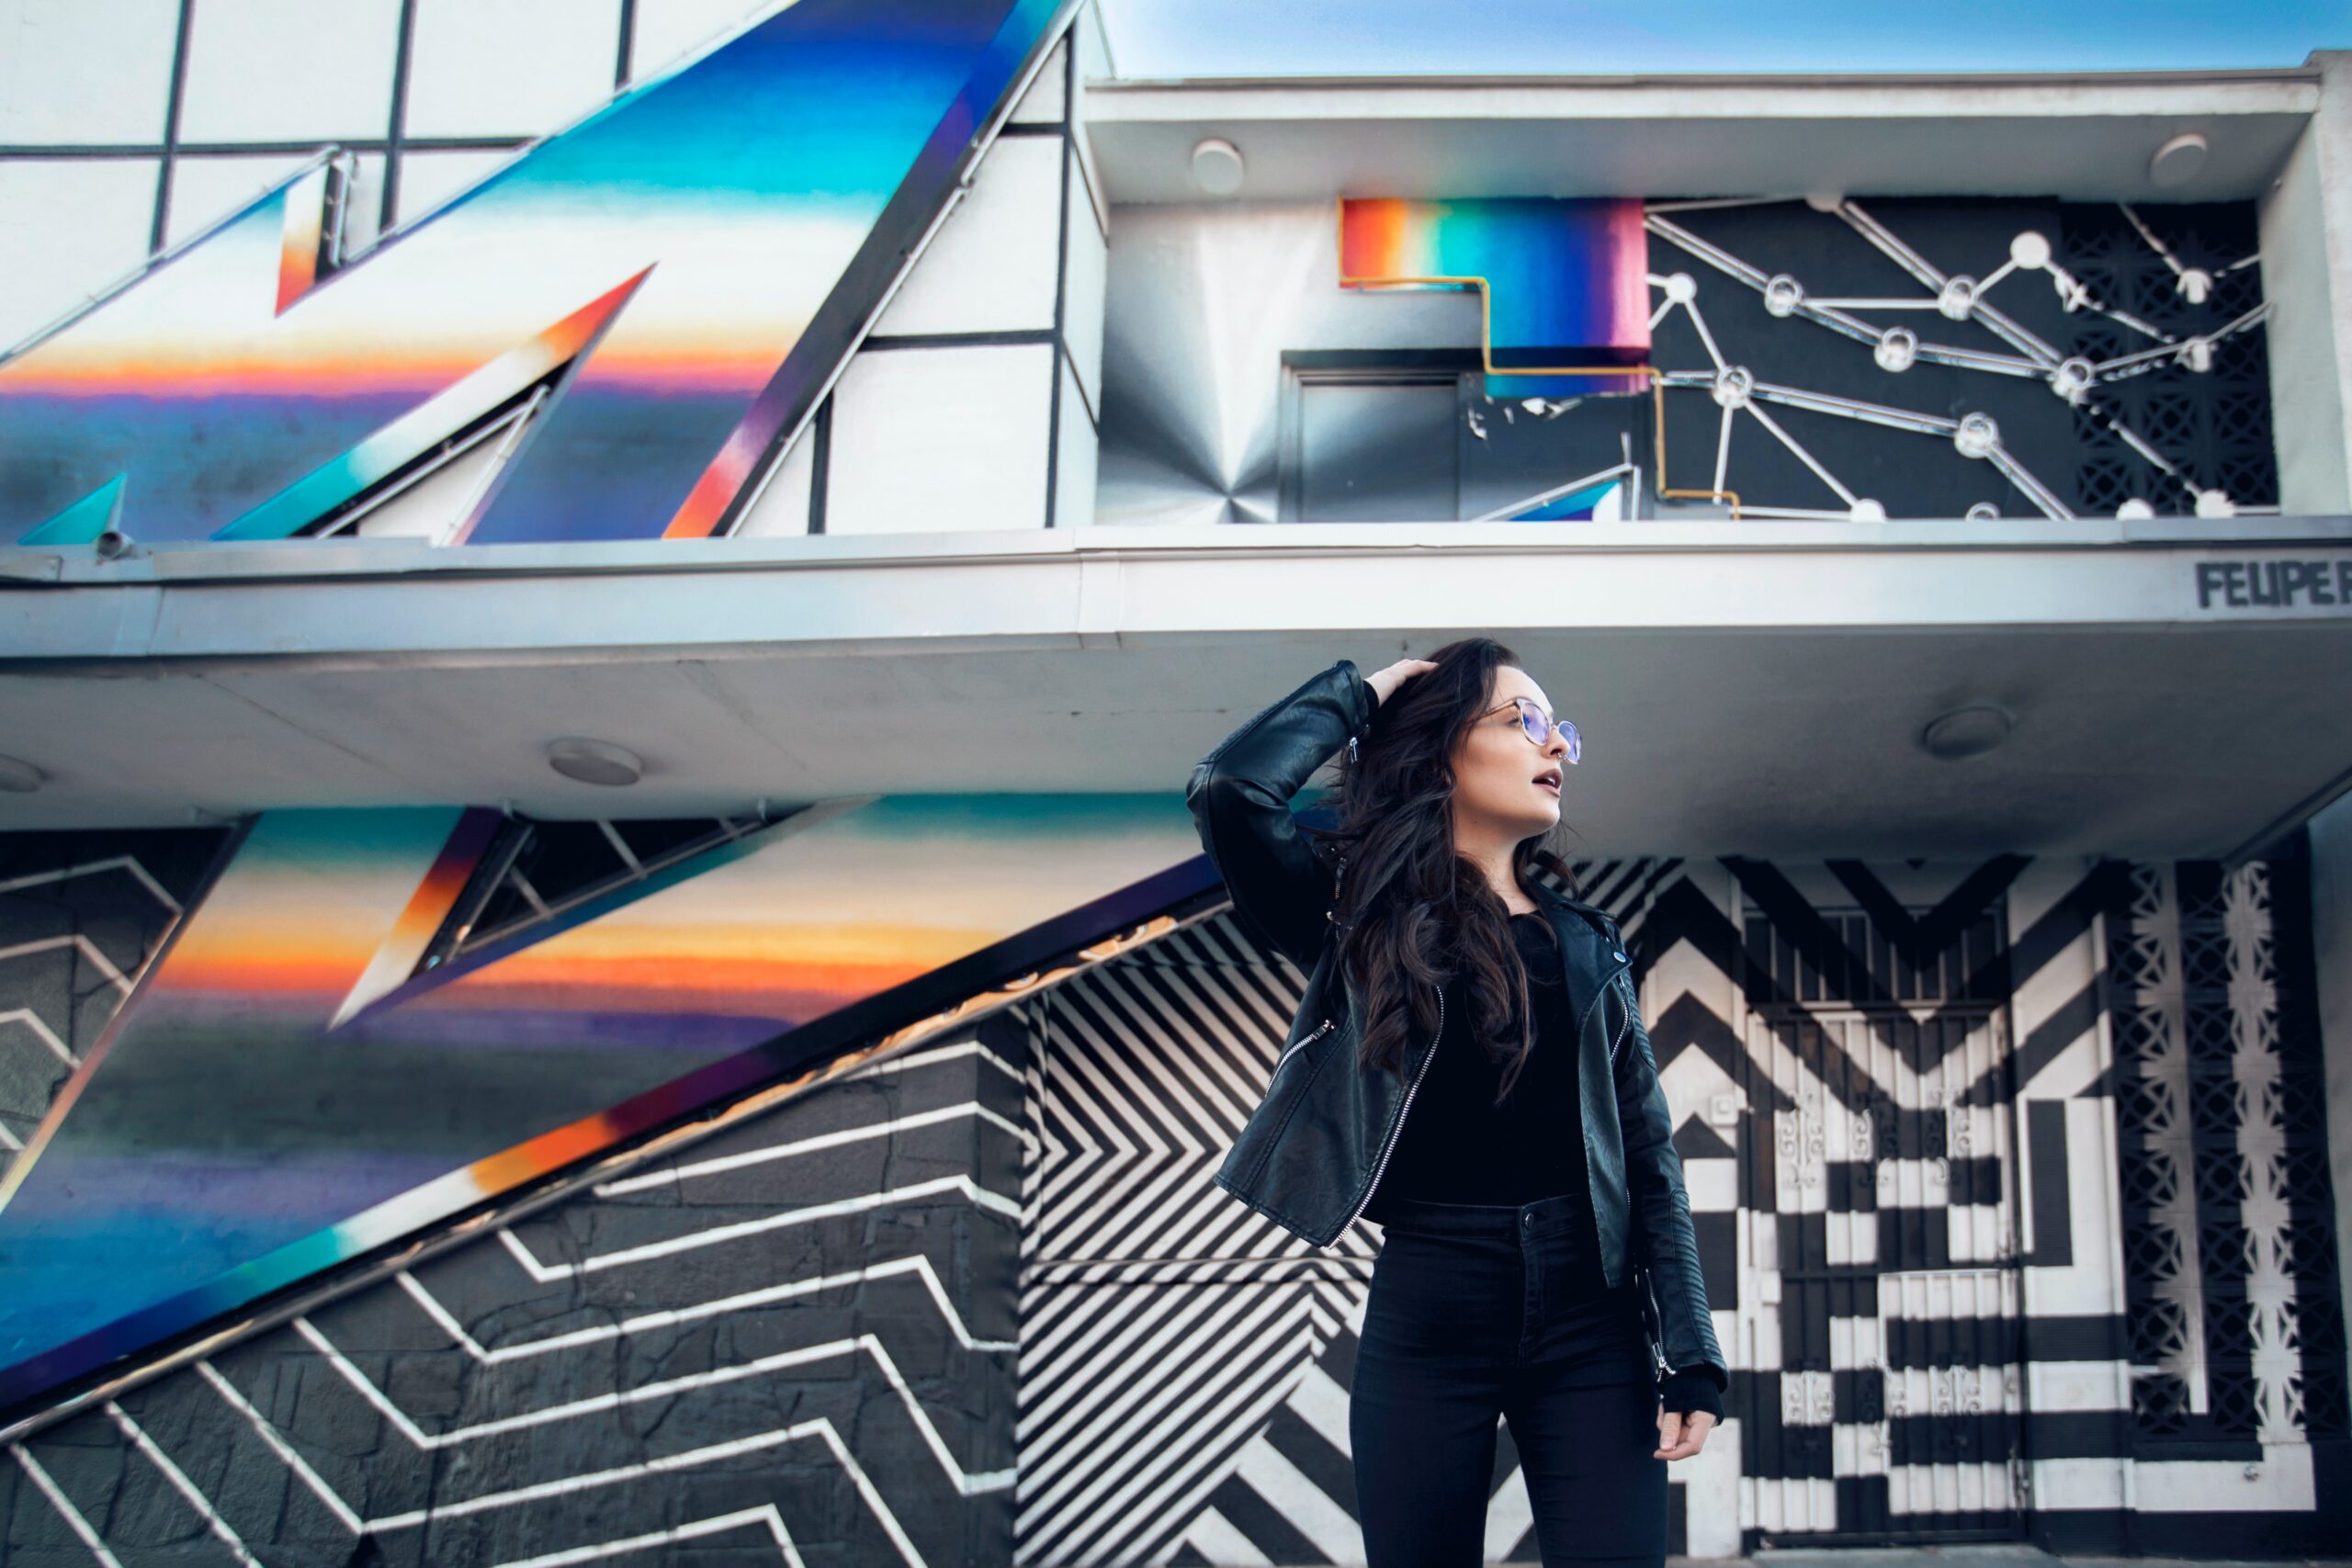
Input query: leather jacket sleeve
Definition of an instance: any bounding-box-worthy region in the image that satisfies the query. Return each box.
[1659,1366,1724,1421]
[1184,659,1375,972]
[1608,952,1731,1395]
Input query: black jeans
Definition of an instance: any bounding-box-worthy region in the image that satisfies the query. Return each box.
[1350,1190,1667,1567]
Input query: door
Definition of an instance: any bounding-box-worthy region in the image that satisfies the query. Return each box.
[1740,1004,2028,1545]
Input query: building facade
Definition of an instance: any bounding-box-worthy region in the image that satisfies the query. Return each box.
[0,1,2347,1562]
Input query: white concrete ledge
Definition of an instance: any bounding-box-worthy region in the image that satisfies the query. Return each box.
[1080,70,2318,201]
[1085,70,2321,122]
[3,519,2350,667]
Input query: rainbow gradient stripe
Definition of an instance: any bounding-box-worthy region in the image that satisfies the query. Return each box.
[0,795,1211,1413]
[274,158,345,316]
[1511,478,1623,521]
[0,0,1069,547]
[327,805,503,1028]
[1339,197,1651,396]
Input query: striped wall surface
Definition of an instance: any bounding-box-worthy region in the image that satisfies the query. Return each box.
[3,1003,1026,1566]
[0,829,227,1187]
[0,827,2342,1562]
[1012,851,2346,1562]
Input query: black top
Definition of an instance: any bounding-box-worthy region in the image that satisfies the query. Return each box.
[1359,910,1726,1422]
[1364,911,1589,1208]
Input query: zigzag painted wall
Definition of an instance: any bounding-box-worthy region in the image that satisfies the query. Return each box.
[0,0,1070,547]
[0,0,1111,550]
[0,830,230,1187]
[4,1003,1025,1563]
[1008,851,2346,1561]
[0,795,1204,1418]
[0,828,2343,1562]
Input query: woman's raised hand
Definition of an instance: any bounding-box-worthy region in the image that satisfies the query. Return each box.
[1365,658,1438,709]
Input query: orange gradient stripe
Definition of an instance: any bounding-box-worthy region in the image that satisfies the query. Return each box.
[150,946,386,999]
[471,1113,625,1192]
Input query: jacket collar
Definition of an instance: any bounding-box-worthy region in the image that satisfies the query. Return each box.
[1531,878,1618,937]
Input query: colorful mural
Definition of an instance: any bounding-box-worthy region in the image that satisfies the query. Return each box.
[0,0,1069,547]
[1,838,2343,1557]
[0,795,1207,1414]
[1339,196,1653,396]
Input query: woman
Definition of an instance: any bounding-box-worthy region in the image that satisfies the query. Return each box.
[1184,638,1727,1567]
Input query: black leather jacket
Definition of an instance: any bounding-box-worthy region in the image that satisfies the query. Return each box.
[1185,657,1728,1395]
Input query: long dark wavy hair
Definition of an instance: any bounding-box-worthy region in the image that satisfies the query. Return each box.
[1301,637,1584,1103]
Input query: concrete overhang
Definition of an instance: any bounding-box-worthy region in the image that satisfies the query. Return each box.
[2,520,2349,863]
[1079,68,2320,202]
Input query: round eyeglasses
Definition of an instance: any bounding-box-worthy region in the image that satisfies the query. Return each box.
[1480,697,1580,764]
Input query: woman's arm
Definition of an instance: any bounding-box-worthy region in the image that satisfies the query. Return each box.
[1608,955,1731,1398]
[1183,660,1376,970]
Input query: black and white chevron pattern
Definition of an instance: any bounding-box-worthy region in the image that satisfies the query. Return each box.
[1013,851,2343,1562]
[4,1021,1026,1566]
[1010,913,1377,1565]
[5,831,2340,1563]
[0,830,224,1183]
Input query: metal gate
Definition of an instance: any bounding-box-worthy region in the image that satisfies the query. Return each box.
[1741,1002,2028,1545]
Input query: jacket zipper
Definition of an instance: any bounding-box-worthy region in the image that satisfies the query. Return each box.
[1274,1016,1336,1074]
[1575,953,1633,1051]
[1605,959,1681,1381]
[1610,981,1635,1065]
[1637,1264,1673,1378]
[1344,983,1445,1230]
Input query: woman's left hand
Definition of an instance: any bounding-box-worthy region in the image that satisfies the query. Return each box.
[1655,1407,1715,1461]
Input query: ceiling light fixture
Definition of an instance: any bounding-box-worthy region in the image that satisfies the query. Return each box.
[0,755,45,793]
[1918,705,2012,761]
[544,737,645,786]
[1190,136,1244,197]
[2149,131,2208,188]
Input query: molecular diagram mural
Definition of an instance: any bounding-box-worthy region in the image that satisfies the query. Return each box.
[1629,195,2274,522]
